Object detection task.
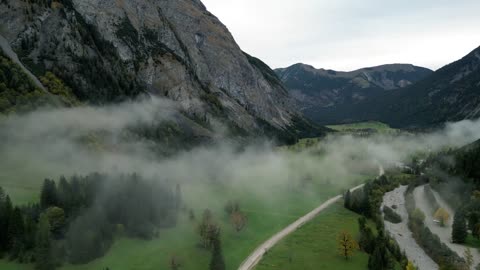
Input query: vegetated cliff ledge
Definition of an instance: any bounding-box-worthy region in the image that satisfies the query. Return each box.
[0,0,324,145]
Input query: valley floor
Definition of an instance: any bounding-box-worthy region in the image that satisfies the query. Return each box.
[253,201,373,270]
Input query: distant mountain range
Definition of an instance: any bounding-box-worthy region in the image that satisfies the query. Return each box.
[277,46,480,128]
[275,64,432,109]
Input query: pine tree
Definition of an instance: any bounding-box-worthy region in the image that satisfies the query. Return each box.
[0,188,9,251]
[35,215,55,270]
[57,176,71,212]
[452,211,467,243]
[0,195,13,251]
[358,217,375,253]
[368,233,395,270]
[40,179,58,209]
[209,232,225,270]
[8,207,25,258]
[344,190,352,209]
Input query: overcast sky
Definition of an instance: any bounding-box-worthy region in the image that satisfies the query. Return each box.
[201,0,480,71]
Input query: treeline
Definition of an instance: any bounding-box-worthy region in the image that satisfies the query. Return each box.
[0,173,180,269]
[344,174,409,221]
[345,174,410,269]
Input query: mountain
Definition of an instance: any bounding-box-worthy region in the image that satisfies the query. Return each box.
[0,0,322,144]
[275,63,432,123]
[314,46,480,127]
[370,46,480,127]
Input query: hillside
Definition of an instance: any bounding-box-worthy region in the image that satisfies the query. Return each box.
[297,46,480,127]
[275,63,432,122]
[0,0,323,143]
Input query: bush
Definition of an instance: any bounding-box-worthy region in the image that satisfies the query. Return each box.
[411,208,426,225]
[383,206,402,224]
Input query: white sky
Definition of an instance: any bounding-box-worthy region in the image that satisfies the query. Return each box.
[201,0,480,71]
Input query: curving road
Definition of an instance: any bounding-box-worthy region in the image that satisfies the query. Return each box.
[237,184,365,270]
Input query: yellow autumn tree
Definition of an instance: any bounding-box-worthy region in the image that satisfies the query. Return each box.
[434,208,450,226]
[337,230,358,260]
[406,261,417,270]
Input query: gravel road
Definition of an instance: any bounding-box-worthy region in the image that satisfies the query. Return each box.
[414,185,480,269]
[382,185,438,270]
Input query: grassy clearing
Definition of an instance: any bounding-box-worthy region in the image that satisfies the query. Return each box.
[327,121,398,134]
[254,201,372,270]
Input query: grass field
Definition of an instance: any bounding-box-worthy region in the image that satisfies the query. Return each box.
[0,155,373,270]
[254,201,372,270]
[326,121,396,132]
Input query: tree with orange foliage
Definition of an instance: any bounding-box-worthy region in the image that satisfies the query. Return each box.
[337,230,358,260]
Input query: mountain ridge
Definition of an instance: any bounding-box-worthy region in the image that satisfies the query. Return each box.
[0,0,324,144]
[274,62,432,115]
[301,46,480,127]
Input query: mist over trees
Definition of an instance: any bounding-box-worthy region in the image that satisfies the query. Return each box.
[0,173,180,268]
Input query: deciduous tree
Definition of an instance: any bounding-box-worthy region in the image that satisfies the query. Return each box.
[434,208,450,227]
[230,211,247,232]
[337,230,358,260]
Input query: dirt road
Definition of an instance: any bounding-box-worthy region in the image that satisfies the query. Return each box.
[414,185,480,269]
[237,184,364,270]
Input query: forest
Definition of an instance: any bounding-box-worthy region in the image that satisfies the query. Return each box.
[0,173,181,269]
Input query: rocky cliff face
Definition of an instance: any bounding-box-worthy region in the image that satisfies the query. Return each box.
[0,0,319,141]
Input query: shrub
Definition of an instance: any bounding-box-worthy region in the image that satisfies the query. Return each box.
[382,206,402,224]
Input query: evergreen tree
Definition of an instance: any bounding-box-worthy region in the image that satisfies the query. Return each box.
[0,195,13,251]
[40,179,58,209]
[368,233,395,270]
[452,211,467,243]
[8,207,25,258]
[0,189,9,251]
[344,190,351,209]
[35,215,54,270]
[358,217,375,253]
[57,176,72,213]
[209,232,225,270]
